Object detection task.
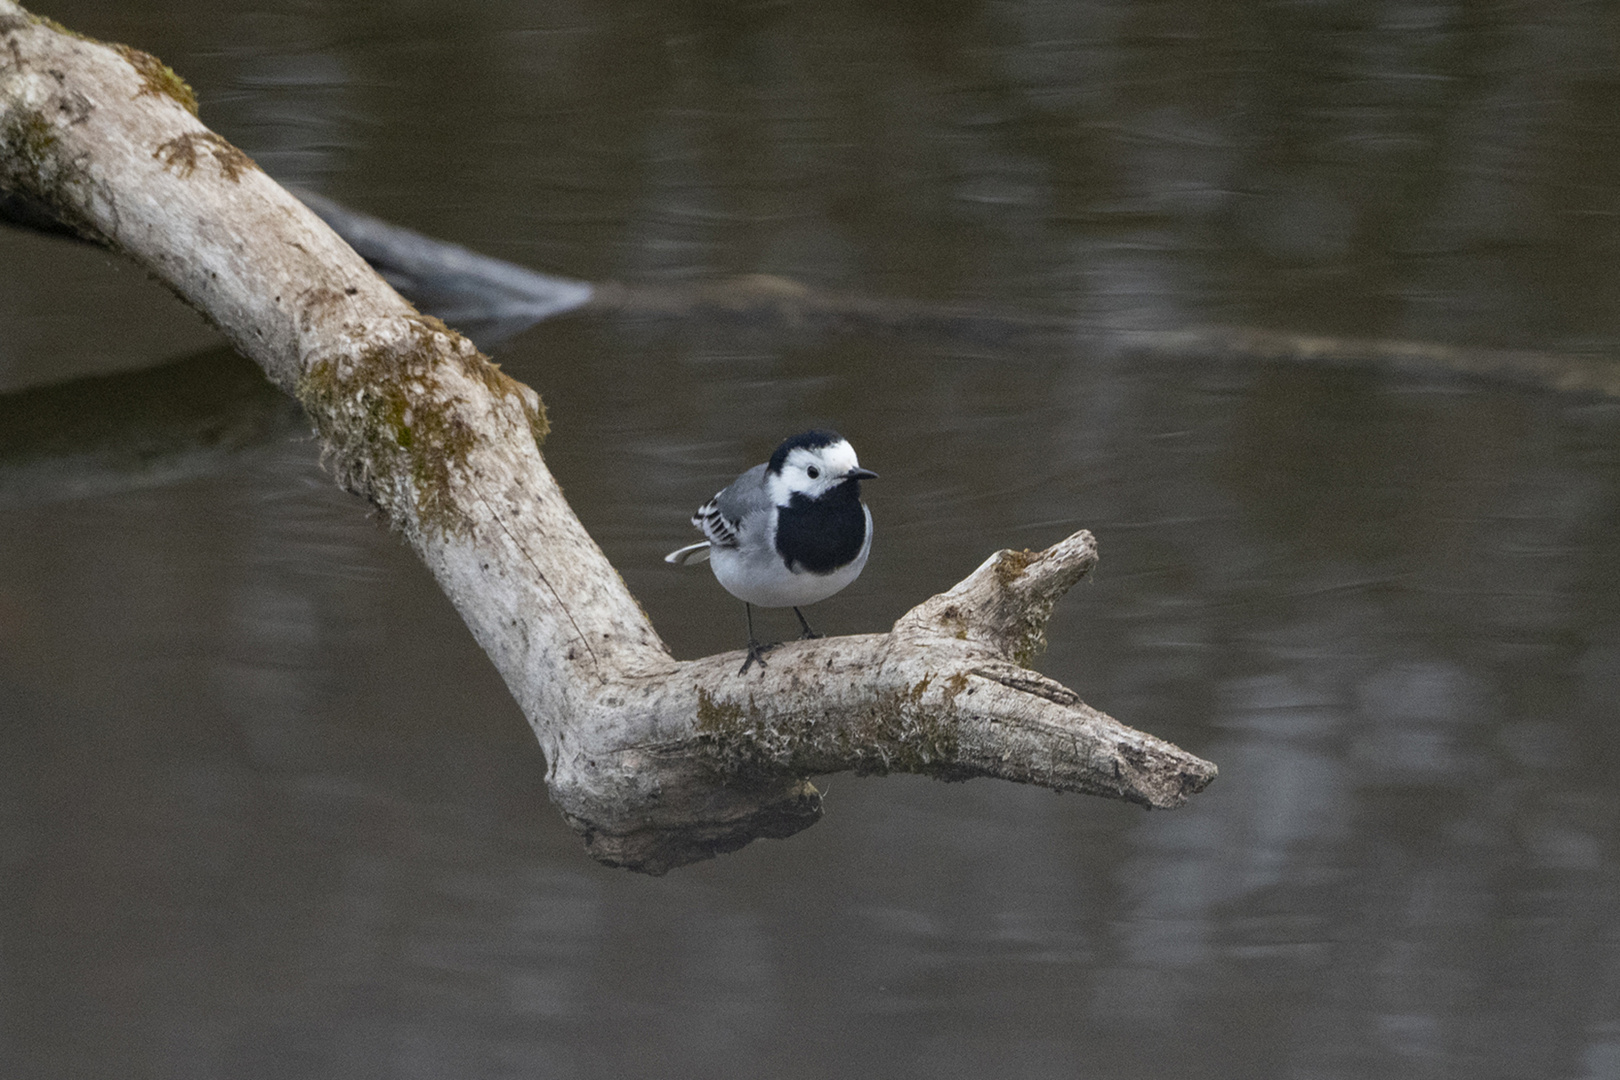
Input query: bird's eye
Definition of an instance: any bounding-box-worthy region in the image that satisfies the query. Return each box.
[807,466,820,479]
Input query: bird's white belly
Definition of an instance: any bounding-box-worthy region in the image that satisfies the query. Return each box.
[709,507,871,608]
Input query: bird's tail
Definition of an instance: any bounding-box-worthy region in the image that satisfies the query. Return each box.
[664,541,712,565]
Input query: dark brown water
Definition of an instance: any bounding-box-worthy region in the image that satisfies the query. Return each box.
[5,3,1620,1077]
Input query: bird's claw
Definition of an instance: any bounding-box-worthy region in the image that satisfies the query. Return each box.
[739,640,781,675]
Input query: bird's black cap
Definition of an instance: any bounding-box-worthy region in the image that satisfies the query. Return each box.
[767,429,844,474]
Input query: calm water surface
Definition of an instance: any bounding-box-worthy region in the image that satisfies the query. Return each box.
[3,3,1620,1078]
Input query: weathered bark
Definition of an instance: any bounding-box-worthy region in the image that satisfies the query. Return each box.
[0,3,1215,873]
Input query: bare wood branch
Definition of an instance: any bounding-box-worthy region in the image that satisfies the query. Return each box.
[0,3,1215,873]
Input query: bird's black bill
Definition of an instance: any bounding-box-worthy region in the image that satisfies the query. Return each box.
[845,467,879,480]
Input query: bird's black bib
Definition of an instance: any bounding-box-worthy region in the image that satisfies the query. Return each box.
[774,481,866,574]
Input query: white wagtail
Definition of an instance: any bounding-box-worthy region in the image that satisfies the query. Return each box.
[665,430,877,673]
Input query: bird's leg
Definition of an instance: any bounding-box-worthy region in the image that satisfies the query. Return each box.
[739,602,780,674]
[792,607,823,640]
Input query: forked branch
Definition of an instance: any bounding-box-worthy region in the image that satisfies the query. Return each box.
[0,3,1214,874]
[550,530,1214,872]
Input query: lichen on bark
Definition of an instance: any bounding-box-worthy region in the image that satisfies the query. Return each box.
[294,315,547,540]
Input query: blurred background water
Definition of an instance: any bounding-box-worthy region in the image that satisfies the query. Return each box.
[4,1,1620,1077]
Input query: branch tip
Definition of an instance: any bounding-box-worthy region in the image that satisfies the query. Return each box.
[894,529,1098,663]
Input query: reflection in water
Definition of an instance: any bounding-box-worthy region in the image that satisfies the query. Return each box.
[5,1,1620,1078]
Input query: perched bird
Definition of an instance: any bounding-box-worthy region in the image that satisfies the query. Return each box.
[665,430,877,673]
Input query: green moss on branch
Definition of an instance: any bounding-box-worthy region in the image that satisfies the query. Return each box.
[111,43,198,115]
[694,674,972,782]
[295,317,545,539]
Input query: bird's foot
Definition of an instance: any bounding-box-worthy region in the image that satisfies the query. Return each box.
[791,607,822,641]
[738,639,781,675]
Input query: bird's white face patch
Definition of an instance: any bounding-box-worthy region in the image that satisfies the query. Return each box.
[766,439,862,504]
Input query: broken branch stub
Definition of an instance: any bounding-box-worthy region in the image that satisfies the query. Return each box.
[894,529,1100,664]
[1,3,1215,876]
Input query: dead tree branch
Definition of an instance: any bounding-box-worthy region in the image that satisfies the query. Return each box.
[0,3,1215,873]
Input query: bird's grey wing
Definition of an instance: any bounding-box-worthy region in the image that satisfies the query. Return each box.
[695,463,771,550]
[714,463,773,522]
